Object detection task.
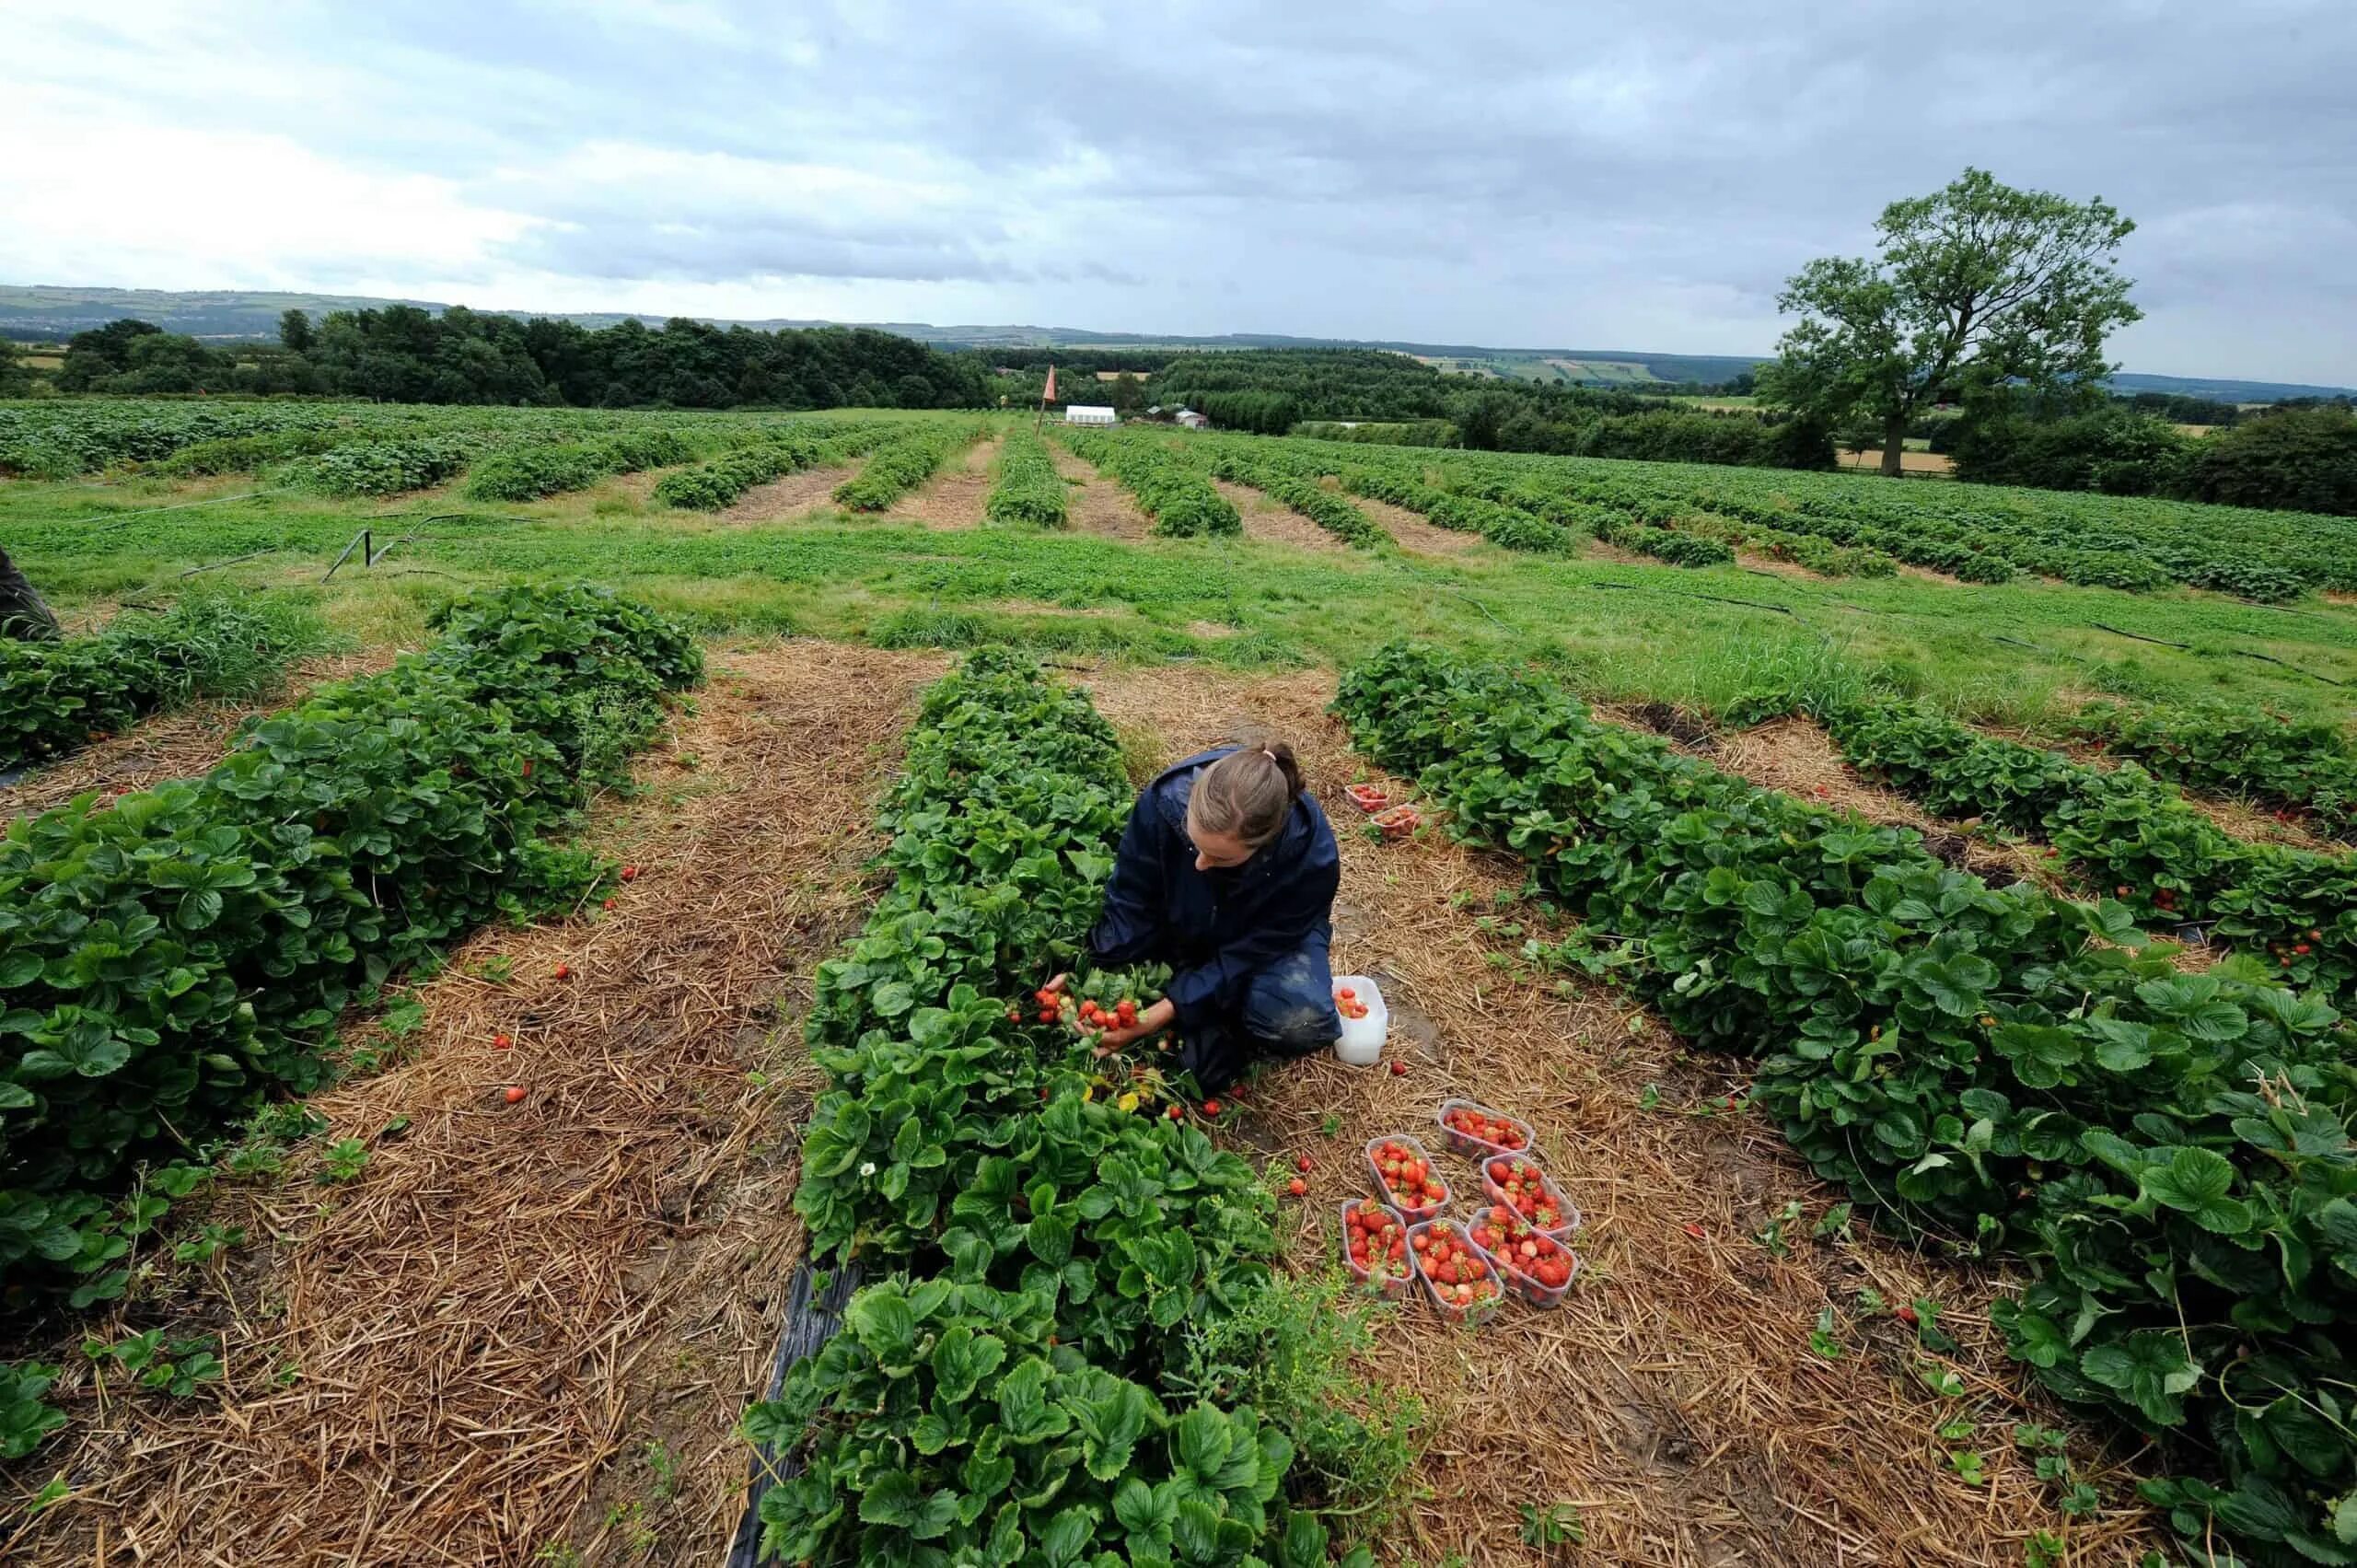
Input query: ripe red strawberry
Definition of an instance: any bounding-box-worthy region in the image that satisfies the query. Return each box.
[1388,1060,1408,1076]
[1286,1178,1306,1197]
[504,1086,527,1104]
[1296,1155,1313,1173]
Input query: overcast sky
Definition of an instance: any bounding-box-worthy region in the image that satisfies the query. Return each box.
[6,1,2353,383]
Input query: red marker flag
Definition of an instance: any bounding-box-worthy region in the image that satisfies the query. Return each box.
[1042,364,1057,403]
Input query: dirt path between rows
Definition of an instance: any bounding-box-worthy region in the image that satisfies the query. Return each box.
[1049,445,1152,541]
[1076,664,2163,1568]
[885,435,999,530]
[1210,477,1349,553]
[0,651,396,820]
[719,463,861,524]
[10,640,947,1568]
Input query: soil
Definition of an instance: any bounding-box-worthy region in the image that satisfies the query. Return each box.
[1049,445,1152,541]
[1074,665,2165,1568]
[6,641,949,1568]
[1209,477,1349,553]
[884,435,998,530]
[717,464,860,524]
[0,651,397,819]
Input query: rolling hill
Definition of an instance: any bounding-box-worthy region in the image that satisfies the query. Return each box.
[2,284,2347,404]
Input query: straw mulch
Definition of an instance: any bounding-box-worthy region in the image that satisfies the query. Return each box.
[1672,713,2063,891]
[6,640,947,1567]
[1210,479,1350,554]
[1049,446,1152,540]
[0,651,394,820]
[718,466,860,524]
[884,436,998,530]
[1077,663,2167,1568]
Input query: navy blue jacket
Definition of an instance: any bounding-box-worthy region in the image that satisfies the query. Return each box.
[1087,748,1341,1028]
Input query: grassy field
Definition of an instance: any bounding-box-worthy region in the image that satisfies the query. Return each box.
[6,401,2357,1565]
[5,406,2352,729]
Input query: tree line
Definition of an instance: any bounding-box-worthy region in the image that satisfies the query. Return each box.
[41,307,993,411]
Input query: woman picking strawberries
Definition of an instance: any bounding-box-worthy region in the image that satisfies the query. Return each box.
[1049,739,1341,1094]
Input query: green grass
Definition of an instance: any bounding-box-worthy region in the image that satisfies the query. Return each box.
[5,408,2355,731]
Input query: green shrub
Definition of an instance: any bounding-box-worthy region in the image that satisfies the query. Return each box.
[2177,408,2357,518]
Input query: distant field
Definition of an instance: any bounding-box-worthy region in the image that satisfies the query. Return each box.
[1838,446,1953,474]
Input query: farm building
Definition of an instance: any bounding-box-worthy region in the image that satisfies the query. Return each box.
[1175,408,1208,429]
[1062,404,1117,426]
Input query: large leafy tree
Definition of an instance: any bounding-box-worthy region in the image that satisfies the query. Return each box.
[1762,168,2141,476]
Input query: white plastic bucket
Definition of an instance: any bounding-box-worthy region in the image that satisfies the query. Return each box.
[1331,974,1387,1066]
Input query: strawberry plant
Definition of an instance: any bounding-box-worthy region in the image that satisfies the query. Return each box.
[983,426,1071,528]
[1060,427,1241,538]
[0,594,324,772]
[1336,641,2357,1567]
[0,585,701,1308]
[744,1276,1298,1566]
[833,421,985,511]
[651,422,890,509]
[2069,699,2357,839]
[771,649,1404,1560]
[1818,699,2357,1008]
[462,427,696,501]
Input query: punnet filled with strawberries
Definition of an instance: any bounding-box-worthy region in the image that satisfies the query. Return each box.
[1408,1218,1503,1323]
[1481,1155,1579,1238]
[1435,1098,1532,1156]
[1365,1134,1448,1221]
[1468,1202,1579,1307]
[1339,1199,1412,1298]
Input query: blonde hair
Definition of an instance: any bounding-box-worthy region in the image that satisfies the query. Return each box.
[1188,742,1305,848]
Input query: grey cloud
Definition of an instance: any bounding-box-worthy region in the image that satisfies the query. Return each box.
[8,0,2355,379]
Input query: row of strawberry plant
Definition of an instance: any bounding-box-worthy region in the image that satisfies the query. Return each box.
[1335,643,2357,1568]
[0,584,702,1314]
[0,595,324,773]
[982,426,1069,528]
[461,428,699,501]
[754,649,1367,1566]
[652,423,888,510]
[1651,506,1898,577]
[1443,467,1734,568]
[278,436,475,497]
[832,420,985,512]
[1195,445,1387,548]
[1058,428,1241,538]
[1332,464,1565,552]
[2066,699,2357,841]
[1815,701,2357,1010]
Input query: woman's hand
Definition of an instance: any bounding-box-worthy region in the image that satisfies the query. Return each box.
[1089,997,1177,1055]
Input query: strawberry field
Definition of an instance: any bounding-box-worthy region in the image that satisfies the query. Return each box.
[0,399,2354,1563]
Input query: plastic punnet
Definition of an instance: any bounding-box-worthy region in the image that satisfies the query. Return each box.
[1408,1216,1504,1324]
[1337,1198,1412,1299]
[1479,1154,1580,1240]
[1364,1132,1448,1222]
[1434,1098,1534,1158]
[1466,1203,1580,1308]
